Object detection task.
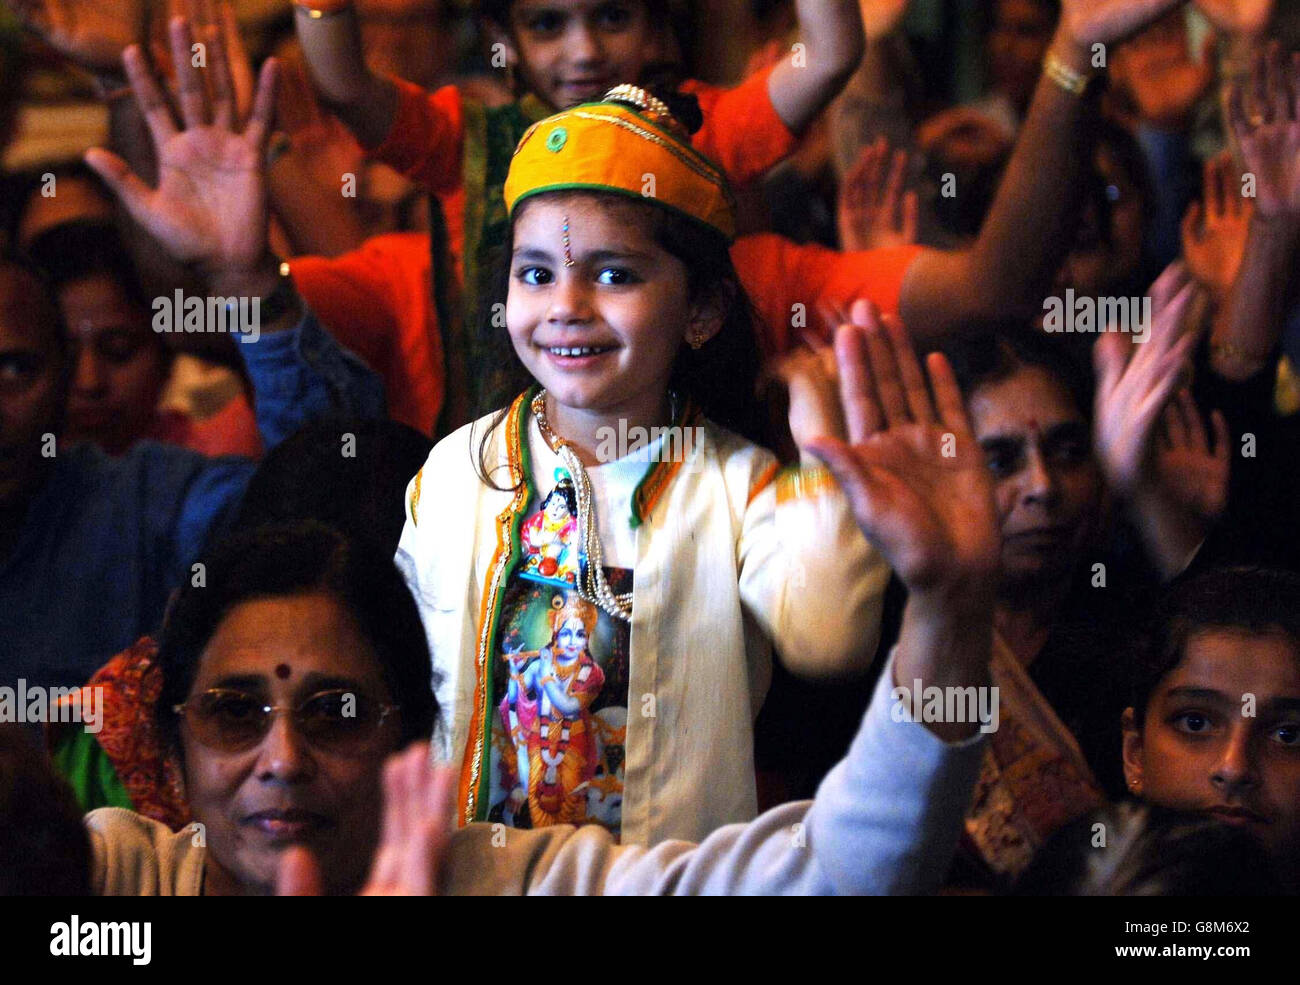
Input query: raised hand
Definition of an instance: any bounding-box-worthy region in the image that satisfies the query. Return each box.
[1195,0,1274,36]
[1057,0,1190,50]
[772,332,846,456]
[1111,13,1215,129]
[6,0,148,72]
[806,301,1000,597]
[1153,389,1230,524]
[1227,45,1300,220]
[279,744,456,897]
[858,0,911,43]
[84,17,278,280]
[1181,151,1254,300]
[1093,263,1201,498]
[838,137,919,252]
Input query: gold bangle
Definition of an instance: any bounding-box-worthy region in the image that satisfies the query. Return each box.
[1043,51,1091,96]
[776,466,838,504]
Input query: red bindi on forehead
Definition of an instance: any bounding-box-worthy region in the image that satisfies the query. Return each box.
[274,663,292,680]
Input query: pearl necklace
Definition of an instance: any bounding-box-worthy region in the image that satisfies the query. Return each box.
[531,390,634,622]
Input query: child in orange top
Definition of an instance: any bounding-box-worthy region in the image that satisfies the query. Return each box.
[293,0,864,416]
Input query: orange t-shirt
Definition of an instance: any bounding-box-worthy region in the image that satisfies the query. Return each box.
[733,235,923,357]
[290,232,443,436]
[367,67,798,270]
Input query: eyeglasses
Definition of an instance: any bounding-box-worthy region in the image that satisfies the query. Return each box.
[172,688,399,754]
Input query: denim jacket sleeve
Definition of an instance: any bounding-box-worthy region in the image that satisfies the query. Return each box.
[236,305,387,451]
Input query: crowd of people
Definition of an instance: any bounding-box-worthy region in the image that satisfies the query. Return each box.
[0,0,1297,897]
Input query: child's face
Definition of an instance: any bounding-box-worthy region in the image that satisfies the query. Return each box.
[502,0,658,109]
[508,195,715,426]
[1123,628,1300,869]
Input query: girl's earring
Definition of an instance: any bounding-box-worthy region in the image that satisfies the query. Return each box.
[688,328,707,350]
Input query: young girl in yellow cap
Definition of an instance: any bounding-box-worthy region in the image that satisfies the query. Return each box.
[397,88,889,845]
[292,0,864,419]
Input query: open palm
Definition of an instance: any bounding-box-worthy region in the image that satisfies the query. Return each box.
[1093,264,1201,496]
[807,303,1000,595]
[1060,0,1189,47]
[7,0,148,71]
[1228,48,1300,219]
[84,17,277,275]
[1195,0,1273,35]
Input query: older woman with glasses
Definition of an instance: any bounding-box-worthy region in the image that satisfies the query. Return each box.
[87,520,438,896]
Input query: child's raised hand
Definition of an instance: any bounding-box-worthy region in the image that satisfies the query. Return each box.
[1093,263,1201,499]
[805,301,1000,599]
[1181,151,1254,301]
[838,137,919,252]
[84,17,278,281]
[772,331,846,458]
[1153,389,1231,525]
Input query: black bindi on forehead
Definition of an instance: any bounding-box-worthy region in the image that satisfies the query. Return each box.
[274,663,292,680]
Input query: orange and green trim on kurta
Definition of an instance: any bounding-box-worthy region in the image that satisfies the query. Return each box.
[457,387,698,822]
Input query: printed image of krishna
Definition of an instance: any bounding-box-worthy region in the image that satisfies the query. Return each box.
[492,586,630,833]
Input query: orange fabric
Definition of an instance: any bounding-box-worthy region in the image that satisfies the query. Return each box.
[681,66,797,187]
[152,395,263,460]
[366,78,467,196]
[290,233,443,435]
[732,235,924,357]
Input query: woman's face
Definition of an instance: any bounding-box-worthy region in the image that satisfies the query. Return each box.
[59,274,167,455]
[508,194,714,429]
[1124,629,1300,872]
[966,365,1102,594]
[504,0,656,110]
[179,593,401,896]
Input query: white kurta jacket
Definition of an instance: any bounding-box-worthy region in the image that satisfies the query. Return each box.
[396,392,890,846]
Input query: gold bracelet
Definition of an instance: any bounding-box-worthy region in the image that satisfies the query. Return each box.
[776,466,838,504]
[1043,51,1091,96]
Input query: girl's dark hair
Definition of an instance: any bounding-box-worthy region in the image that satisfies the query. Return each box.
[1128,567,1300,726]
[235,418,432,558]
[1013,801,1284,896]
[474,190,764,489]
[155,522,438,753]
[937,321,1095,421]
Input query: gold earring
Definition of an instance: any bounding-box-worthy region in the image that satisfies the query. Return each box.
[688,328,707,350]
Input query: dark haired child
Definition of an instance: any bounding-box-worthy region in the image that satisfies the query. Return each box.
[397,92,888,845]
